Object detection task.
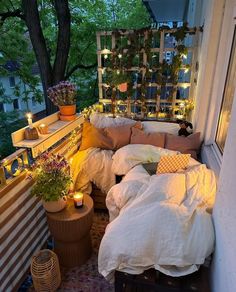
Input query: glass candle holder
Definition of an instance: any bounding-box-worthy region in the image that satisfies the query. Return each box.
[38,123,49,135]
[73,192,84,208]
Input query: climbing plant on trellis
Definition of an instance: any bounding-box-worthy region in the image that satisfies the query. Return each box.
[96,24,201,120]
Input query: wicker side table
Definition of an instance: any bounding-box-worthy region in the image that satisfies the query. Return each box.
[46,194,94,268]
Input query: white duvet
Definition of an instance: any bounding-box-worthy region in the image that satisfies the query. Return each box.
[98,145,216,281]
[71,148,116,194]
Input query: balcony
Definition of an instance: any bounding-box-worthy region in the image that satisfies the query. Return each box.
[0,1,236,292]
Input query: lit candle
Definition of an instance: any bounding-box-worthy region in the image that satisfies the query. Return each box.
[73,192,84,208]
[26,113,33,129]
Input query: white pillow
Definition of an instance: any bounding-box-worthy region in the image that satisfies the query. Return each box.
[90,113,136,128]
[142,121,179,135]
[112,144,178,175]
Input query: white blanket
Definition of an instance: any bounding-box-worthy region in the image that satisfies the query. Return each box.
[71,148,116,194]
[98,152,216,280]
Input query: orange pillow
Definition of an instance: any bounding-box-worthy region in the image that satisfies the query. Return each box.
[79,121,142,151]
[156,154,191,174]
[130,127,165,148]
[165,132,201,159]
[79,120,113,151]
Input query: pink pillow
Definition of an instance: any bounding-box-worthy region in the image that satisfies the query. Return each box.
[105,122,142,150]
[130,127,165,148]
[80,121,142,151]
[165,132,201,159]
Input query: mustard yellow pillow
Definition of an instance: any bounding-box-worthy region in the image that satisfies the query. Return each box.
[156,154,190,174]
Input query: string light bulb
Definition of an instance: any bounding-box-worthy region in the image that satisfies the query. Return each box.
[103,48,111,54]
[117,70,120,75]
[118,53,122,59]
[104,54,108,59]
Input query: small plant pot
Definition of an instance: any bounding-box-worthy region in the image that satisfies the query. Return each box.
[42,197,67,213]
[59,104,76,116]
[59,114,76,121]
[118,83,128,92]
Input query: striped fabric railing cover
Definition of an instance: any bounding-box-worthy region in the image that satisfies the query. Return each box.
[0,123,83,291]
[0,176,50,291]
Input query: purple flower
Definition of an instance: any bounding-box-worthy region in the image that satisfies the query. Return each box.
[47,81,77,106]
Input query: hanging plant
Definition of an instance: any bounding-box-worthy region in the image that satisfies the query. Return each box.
[107,70,131,91]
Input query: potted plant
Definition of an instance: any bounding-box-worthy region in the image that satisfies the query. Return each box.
[47,81,77,121]
[108,70,130,92]
[29,152,72,212]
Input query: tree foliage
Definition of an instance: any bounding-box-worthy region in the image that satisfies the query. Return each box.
[0,0,151,157]
[0,0,151,110]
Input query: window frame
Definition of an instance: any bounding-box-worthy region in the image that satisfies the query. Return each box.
[203,6,236,164]
[215,25,236,153]
[13,98,20,110]
[9,76,16,88]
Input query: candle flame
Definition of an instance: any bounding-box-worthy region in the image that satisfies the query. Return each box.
[74,192,83,199]
[26,113,32,119]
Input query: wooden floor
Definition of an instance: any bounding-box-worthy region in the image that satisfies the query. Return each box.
[115,266,210,292]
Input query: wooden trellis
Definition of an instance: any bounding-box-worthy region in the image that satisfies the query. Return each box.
[96,27,200,120]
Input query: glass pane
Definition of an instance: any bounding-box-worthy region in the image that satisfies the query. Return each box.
[216,27,236,152]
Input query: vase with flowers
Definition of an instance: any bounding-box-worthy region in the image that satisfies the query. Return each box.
[47,81,77,121]
[29,152,72,212]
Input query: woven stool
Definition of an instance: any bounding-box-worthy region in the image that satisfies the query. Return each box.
[31,249,61,292]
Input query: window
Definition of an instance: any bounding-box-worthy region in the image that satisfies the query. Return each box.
[13,99,19,110]
[216,27,236,152]
[9,76,15,88]
[32,96,37,107]
[0,102,4,112]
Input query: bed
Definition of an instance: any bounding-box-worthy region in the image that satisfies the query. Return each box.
[71,113,216,286]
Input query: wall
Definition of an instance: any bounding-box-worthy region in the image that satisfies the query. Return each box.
[211,90,236,292]
[193,0,236,290]
[193,0,225,136]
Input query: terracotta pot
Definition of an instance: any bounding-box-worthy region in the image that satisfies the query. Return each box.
[118,83,128,92]
[59,104,76,116]
[42,197,67,213]
[59,114,76,121]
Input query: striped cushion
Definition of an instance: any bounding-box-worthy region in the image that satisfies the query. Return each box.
[156,154,190,174]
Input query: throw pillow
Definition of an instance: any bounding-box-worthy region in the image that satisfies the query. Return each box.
[79,120,113,151]
[105,122,142,150]
[130,127,165,148]
[156,154,191,174]
[165,132,201,159]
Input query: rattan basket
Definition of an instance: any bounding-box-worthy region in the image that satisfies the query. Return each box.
[31,249,61,292]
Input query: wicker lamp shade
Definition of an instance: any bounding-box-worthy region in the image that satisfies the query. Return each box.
[31,249,61,292]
